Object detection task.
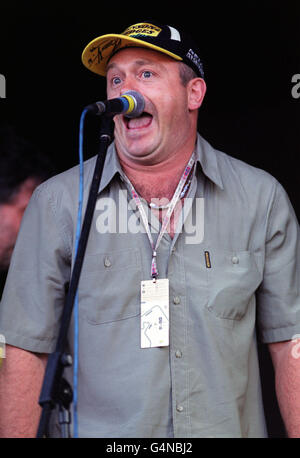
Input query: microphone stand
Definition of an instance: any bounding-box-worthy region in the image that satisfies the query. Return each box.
[36,116,114,438]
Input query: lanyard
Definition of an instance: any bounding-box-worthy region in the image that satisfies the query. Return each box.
[123,152,196,280]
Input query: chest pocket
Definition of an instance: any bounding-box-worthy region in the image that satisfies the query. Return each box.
[79,248,141,324]
[206,250,263,320]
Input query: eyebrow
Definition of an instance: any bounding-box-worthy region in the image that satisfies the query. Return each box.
[106,59,159,73]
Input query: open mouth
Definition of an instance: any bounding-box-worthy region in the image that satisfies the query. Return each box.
[124,112,153,130]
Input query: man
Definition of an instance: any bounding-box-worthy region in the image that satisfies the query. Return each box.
[0,125,54,294]
[0,21,300,438]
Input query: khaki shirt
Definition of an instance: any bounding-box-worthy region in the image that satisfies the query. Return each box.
[1,133,300,437]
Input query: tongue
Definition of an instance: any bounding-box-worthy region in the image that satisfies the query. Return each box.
[127,113,152,129]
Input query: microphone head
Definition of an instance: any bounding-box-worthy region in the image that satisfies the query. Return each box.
[122,90,145,118]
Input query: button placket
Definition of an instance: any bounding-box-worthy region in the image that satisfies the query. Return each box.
[169,237,190,436]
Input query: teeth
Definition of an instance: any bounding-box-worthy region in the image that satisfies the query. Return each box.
[125,111,150,119]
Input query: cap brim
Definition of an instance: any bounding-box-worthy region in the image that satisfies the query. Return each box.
[81,34,182,76]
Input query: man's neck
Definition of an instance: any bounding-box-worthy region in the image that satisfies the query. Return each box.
[119,147,195,203]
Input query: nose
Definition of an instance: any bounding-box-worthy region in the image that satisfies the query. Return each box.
[119,75,140,97]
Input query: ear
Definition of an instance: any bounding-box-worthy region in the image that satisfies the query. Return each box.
[187,78,207,110]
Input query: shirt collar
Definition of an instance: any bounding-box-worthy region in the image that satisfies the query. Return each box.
[98,132,224,194]
[98,141,123,194]
[195,133,224,190]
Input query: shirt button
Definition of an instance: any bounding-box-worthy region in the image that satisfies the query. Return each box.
[173,296,181,305]
[171,247,176,254]
[176,405,184,412]
[231,256,239,264]
[104,256,112,267]
[175,350,182,358]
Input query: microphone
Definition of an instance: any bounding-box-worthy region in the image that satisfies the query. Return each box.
[85,90,145,118]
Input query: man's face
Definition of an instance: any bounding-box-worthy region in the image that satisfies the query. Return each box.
[106,48,202,165]
[0,177,40,270]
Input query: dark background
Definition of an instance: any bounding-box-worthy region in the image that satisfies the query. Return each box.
[1,0,299,438]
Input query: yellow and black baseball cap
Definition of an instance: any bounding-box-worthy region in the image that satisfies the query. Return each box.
[81,21,205,79]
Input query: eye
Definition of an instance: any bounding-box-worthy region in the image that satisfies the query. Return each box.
[141,70,153,79]
[112,76,122,86]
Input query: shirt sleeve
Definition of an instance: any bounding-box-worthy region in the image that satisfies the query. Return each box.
[0,181,72,353]
[257,179,300,343]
